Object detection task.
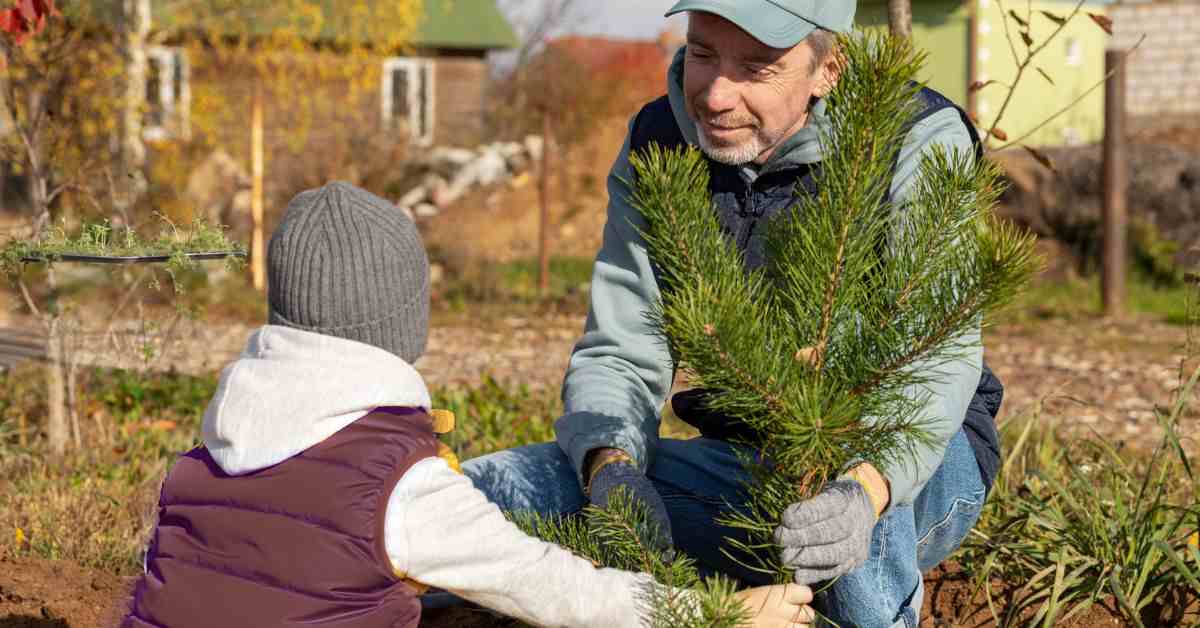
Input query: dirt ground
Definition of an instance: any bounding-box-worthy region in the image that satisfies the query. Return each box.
[0,557,131,628]
[0,558,1140,628]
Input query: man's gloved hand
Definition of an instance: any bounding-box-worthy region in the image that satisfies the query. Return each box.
[774,478,877,585]
[586,452,674,553]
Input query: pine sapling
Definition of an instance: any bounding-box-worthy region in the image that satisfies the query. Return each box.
[629,31,1039,582]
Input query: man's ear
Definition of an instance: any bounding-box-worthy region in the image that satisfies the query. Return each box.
[811,53,842,99]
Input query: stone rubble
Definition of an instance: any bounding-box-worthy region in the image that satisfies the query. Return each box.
[395,135,545,219]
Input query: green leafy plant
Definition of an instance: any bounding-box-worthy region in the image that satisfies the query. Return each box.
[1,217,245,282]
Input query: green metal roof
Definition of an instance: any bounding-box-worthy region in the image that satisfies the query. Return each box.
[413,0,519,50]
[84,1,518,51]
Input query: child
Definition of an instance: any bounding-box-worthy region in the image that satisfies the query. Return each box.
[121,182,814,628]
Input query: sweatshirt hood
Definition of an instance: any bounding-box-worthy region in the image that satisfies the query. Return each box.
[665,46,831,172]
[201,325,431,475]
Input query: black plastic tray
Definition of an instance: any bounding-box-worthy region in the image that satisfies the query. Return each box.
[20,251,247,264]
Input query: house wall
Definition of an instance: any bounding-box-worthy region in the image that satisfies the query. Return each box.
[431,54,491,147]
[973,1,1110,146]
[859,1,1109,147]
[857,0,972,107]
[1110,0,1200,129]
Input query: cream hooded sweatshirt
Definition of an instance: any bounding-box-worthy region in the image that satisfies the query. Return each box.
[200,325,655,628]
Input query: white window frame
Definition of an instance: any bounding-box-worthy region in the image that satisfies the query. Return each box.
[381,57,435,146]
[144,45,190,141]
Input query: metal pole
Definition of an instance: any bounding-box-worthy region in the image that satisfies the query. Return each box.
[1102,50,1127,317]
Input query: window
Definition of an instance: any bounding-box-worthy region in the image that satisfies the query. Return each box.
[1062,126,1082,146]
[144,46,190,141]
[381,57,435,145]
[1065,38,1083,67]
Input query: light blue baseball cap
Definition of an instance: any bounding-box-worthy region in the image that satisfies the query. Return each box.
[666,0,856,49]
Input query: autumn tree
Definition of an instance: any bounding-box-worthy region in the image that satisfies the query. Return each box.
[0,0,422,454]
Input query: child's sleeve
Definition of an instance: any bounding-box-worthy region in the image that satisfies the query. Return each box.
[384,457,656,627]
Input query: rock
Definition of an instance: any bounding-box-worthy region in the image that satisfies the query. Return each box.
[430,263,444,285]
[446,149,510,201]
[524,135,545,163]
[495,142,524,159]
[428,176,454,208]
[398,185,427,209]
[430,147,477,167]
[473,149,511,187]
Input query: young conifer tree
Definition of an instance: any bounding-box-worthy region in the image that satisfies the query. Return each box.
[518,30,1038,623]
[628,31,1038,582]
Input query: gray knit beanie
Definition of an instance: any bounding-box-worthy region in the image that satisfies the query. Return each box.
[267,181,429,363]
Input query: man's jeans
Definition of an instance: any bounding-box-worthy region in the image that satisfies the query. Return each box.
[463,428,986,628]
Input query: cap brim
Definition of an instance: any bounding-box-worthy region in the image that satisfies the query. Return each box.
[665,0,817,49]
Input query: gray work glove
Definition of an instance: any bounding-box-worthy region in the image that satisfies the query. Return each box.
[589,462,675,554]
[774,479,876,585]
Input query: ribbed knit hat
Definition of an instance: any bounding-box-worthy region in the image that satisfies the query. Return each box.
[267,181,429,363]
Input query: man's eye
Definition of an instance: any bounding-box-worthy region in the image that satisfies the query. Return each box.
[747,65,775,78]
[689,49,714,60]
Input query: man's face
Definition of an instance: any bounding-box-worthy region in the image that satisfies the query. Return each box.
[683,12,832,166]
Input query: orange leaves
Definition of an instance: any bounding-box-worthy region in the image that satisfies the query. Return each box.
[0,0,58,45]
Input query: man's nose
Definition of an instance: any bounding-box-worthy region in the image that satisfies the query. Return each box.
[699,74,740,113]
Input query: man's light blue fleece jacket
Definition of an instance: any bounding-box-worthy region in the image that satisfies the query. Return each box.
[555,49,983,509]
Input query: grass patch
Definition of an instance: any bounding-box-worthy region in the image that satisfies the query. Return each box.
[435,255,594,311]
[1000,272,1197,326]
[959,372,1200,626]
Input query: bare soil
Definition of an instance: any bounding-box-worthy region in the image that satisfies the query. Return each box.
[3,558,1166,627]
[0,557,131,628]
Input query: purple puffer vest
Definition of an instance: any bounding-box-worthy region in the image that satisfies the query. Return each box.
[122,407,438,628]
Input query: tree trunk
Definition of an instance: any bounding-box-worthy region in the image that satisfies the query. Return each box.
[45,317,67,455]
[26,87,49,235]
[888,0,913,40]
[538,112,552,298]
[117,0,151,222]
[251,83,266,291]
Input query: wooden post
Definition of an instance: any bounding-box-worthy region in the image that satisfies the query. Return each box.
[538,111,551,298]
[888,0,913,40]
[966,0,979,120]
[251,84,266,292]
[1102,50,1127,317]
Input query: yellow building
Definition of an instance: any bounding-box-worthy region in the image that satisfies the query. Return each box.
[858,1,1113,147]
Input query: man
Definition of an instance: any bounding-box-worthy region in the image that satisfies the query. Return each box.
[465,2,1006,626]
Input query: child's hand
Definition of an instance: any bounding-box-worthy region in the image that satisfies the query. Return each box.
[733,584,816,628]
